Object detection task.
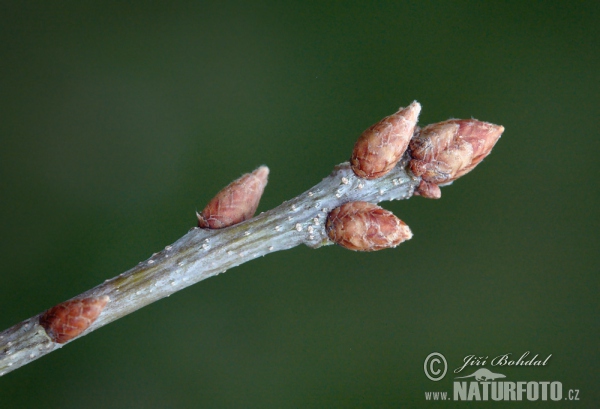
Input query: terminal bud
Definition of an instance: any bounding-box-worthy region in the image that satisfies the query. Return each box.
[39,296,109,344]
[351,101,421,180]
[409,119,504,198]
[198,166,269,229]
[326,201,412,251]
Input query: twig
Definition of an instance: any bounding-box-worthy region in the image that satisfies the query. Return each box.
[0,102,503,376]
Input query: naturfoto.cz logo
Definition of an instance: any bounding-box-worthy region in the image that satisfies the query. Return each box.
[423,352,581,402]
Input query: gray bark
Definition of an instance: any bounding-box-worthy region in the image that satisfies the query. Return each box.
[0,157,420,376]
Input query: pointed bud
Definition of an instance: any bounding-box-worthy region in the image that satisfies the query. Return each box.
[39,296,109,344]
[326,201,412,251]
[197,166,269,229]
[351,101,421,180]
[409,119,504,198]
[450,119,504,179]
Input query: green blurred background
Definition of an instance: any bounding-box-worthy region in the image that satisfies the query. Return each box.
[1,1,598,407]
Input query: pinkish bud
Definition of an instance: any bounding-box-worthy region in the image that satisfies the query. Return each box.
[449,119,504,179]
[197,166,269,229]
[351,101,421,180]
[409,119,503,198]
[39,296,109,344]
[326,201,412,251]
[414,180,441,199]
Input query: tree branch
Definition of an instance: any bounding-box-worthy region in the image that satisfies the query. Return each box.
[0,102,503,376]
[0,158,418,376]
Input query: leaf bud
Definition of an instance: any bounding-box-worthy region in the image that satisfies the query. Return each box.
[39,296,109,344]
[351,101,421,179]
[197,166,269,229]
[409,119,504,198]
[326,201,412,251]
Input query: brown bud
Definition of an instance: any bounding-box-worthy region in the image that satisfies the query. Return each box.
[351,101,421,180]
[409,119,504,198]
[450,119,504,179]
[39,296,109,344]
[414,180,441,199]
[326,201,412,251]
[197,166,269,229]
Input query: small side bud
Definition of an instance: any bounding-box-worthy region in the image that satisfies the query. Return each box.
[198,166,269,229]
[351,101,421,180]
[326,201,412,251]
[39,296,109,344]
[409,119,504,198]
[414,180,441,199]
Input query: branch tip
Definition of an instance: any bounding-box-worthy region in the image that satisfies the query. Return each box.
[409,119,504,198]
